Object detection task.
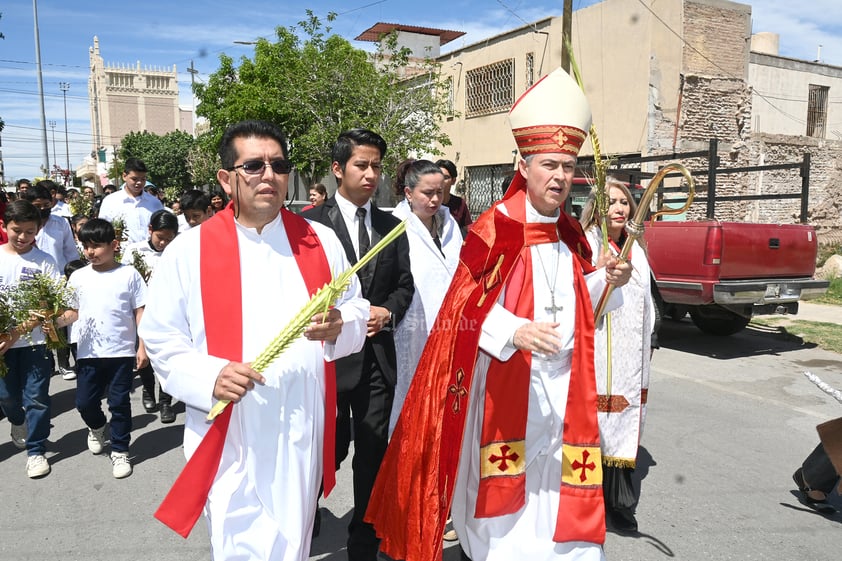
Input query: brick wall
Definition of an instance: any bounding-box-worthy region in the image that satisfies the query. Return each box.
[144,100,176,135]
[744,135,842,245]
[683,0,749,79]
[648,1,842,245]
[108,95,138,143]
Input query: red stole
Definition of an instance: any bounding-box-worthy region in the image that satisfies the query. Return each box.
[475,191,605,543]
[154,206,336,538]
[365,181,605,561]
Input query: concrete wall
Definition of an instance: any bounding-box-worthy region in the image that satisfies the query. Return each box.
[749,53,842,138]
[573,0,658,157]
[394,31,440,58]
[425,0,841,241]
[436,17,564,176]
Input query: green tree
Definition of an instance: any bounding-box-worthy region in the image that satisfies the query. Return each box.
[118,130,197,197]
[186,137,221,189]
[194,11,452,192]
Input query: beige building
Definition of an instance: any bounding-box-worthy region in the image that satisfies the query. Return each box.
[87,37,192,152]
[749,33,842,139]
[430,0,842,241]
[435,16,565,212]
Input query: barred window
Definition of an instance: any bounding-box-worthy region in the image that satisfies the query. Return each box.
[446,76,455,115]
[466,59,514,118]
[525,53,535,88]
[806,84,829,138]
[464,163,513,216]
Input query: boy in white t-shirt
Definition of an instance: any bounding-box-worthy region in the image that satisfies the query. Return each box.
[53,218,147,479]
[0,200,62,479]
[23,182,80,381]
[120,209,178,423]
[176,189,212,233]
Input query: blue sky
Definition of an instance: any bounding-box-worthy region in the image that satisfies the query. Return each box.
[1,0,840,183]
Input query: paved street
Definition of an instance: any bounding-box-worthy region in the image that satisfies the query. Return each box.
[2,312,842,560]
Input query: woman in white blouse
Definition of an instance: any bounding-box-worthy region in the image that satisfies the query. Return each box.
[389,159,463,434]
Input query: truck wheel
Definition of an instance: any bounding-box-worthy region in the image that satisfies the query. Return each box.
[689,305,750,336]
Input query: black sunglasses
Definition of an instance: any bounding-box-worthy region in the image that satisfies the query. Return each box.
[227,159,293,175]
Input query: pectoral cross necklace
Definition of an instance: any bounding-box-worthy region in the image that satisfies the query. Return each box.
[535,241,563,321]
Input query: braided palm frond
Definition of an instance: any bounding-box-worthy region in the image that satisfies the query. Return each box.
[207,219,409,420]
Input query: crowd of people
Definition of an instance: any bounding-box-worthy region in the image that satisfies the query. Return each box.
[0,164,221,480]
[3,64,833,561]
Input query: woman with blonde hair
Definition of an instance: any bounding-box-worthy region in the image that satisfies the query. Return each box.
[581,177,656,533]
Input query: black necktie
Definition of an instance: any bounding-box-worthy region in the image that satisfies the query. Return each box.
[356,207,370,260]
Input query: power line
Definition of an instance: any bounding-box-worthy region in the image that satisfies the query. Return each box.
[0,58,87,69]
[336,0,388,16]
[633,0,813,128]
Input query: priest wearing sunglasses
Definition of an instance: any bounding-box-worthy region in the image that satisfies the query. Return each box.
[139,120,370,561]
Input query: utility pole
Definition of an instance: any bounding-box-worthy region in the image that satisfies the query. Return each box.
[60,82,71,184]
[0,119,5,188]
[561,0,572,72]
[187,60,198,136]
[33,0,50,174]
[49,120,57,180]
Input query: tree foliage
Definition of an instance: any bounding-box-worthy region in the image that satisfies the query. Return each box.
[186,139,221,189]
[117,130,197,196]
[194,11,453,191]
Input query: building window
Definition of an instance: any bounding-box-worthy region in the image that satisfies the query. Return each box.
[446,76,455,115]
[806,84,829,138]
[526,52,535,88]
[464,163,514,216]
[465,59,515,118]
[108,72,133,88]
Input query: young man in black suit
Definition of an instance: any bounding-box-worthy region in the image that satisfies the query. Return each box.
[302,129,414,561]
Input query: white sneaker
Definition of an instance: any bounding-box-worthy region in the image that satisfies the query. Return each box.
[26,454,50,478]
[87,425,107,455]
[10,422,26,450]
[111,451,132,479]
[59,367,77,381]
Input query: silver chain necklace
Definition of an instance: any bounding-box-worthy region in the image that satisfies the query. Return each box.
[535,241,563,321]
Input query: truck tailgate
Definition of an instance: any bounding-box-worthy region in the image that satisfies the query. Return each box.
[717,222,817,279]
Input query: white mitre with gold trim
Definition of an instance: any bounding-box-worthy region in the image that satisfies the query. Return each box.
[508,67,592,157]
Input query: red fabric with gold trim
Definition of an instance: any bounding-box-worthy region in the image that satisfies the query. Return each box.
[365,173,604,561]
[154,206,336,537]
[553,258,604,543]
[475,192,556,517]
[512,124,587,157]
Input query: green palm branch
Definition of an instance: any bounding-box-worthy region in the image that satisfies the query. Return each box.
[207,218,409,420]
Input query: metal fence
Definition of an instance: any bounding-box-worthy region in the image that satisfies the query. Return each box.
[463,163,512,217]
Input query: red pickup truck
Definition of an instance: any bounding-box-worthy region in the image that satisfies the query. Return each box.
[643,220,829,335]
[572,141,829,336]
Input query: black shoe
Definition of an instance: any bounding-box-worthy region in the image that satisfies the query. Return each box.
[142,389,157,413]
[159,403,176,423]
[793,468,837,513]
[608,507,638,533]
